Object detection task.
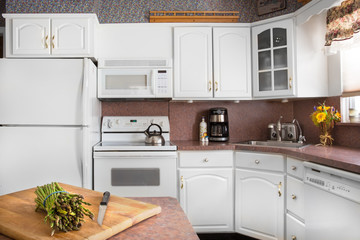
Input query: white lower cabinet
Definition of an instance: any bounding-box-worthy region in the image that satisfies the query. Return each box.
[286,214,305,240]
[178,151,234,233]
[235,152,285,240]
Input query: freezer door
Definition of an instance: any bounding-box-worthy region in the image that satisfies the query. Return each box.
[0,59,85,125]
[0,127,83,195]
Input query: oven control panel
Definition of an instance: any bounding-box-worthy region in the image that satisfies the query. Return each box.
[102,116,170,132]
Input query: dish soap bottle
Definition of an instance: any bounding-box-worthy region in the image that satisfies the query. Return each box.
[199,116,207,141]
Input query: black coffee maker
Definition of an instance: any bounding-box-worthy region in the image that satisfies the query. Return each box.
[209,108,229,142]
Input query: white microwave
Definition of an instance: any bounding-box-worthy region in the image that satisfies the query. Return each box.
[97,59,172,99]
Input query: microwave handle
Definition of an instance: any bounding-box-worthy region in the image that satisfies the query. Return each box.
[151,70,156,96]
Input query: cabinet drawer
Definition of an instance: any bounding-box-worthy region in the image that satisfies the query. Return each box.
[286,214,305,240]
[179,151,233,167]
[235,151,284,172]
[286,176,304,220]
[287,157,305,179]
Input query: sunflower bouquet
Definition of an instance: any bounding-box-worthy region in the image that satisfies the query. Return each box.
[310,102,341,146]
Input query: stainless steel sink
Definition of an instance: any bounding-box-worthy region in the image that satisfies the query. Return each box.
[236,140,308,149]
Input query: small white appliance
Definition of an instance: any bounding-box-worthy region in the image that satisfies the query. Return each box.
[93,116,177,198]
[97,59,172,99]
[0,58,101,195]
[304,162,360,240]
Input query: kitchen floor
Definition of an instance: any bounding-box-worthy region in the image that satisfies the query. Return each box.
[198,233,258,240]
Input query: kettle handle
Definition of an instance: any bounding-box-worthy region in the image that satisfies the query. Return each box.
[145,123,163,135]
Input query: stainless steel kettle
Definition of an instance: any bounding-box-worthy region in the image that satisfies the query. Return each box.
[144,123,165,145]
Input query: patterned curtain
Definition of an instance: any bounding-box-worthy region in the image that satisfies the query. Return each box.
[325,0,360,46]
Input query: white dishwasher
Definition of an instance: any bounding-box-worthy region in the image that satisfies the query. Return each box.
[304,162,360,240]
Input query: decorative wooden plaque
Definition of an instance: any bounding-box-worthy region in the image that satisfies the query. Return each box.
[149,11,240,23]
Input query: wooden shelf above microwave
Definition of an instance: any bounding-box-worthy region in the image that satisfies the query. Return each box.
[149,11,240,23]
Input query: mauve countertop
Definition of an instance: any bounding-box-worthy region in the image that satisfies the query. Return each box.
[0,197,199,240]
[172,140,360,174]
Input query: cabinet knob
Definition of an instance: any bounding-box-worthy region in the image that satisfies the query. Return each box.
[203,158,209,163]
[52,35,55,49]
[291,235,297,240]
[291,166,297,171]
[255,160,260,164]
[289,77,292,89]
[208,81,212,91]
[291,194,297,200]
[215,81,219,92]
[180,176,184,189]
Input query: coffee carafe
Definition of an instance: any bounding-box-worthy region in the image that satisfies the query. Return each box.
[209,108,229,142]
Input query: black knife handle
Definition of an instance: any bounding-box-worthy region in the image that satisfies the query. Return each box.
[100,191,110,205]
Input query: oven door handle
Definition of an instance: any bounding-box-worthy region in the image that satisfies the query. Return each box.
[93,151,177,158]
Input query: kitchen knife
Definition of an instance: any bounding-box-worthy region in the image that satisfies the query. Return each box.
[97,191,110,226]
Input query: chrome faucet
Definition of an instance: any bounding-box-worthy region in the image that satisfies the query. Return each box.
[292,118,306,144]
[276,116,283,141]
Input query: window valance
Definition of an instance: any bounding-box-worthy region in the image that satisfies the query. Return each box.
[325,0,360,46]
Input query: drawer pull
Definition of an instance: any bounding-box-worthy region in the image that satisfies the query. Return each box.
[203,158,209,163]
[278,182,282,197]
[291,194,297,200]
[291,235,297,240]
[181,176,184,189]
[291,166,297,171]
[255,160,260,164]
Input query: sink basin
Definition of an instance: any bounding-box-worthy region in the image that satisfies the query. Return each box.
[237,140,308,149]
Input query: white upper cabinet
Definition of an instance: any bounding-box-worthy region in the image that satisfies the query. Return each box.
[12,18,50,55]
[213,28,251,98]
[252,19,295,98]
[174,27,213,98]
[174,26,251,100]
[4,14,97,58]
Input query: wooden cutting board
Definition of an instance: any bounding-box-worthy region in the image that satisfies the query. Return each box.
[0,183,161,240]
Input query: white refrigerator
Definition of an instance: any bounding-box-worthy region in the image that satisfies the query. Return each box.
[0,58,101,195]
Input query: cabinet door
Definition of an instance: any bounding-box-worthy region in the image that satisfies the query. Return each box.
[213,28,251,98]
[252,19,294,98]
[235,169,284,240]
[51,18,91,56]
[179,168,234,232]
[12,18,50,55]
[174,27,213,98]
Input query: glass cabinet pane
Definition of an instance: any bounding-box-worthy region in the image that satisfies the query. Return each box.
[273,28,287,47]
[274,70,288,90]
[258,50,271,70]
[258,29,271,50]
[273,48,287,69]
[259,72,272,91]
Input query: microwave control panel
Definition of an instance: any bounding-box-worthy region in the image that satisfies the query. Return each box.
[155,69,172,97]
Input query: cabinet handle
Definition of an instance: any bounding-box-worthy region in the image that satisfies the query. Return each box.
[215,81,219,92]
[208,81,212,91]
[203,158,209,163]
[291,194,297,200]
[289,77,292,89]
[255,160,260,164]
[291,166,297,171]
[52,35,55,49]
[291,235,297,240]
[44,35,49,49]
[278,182,282,197]
[181,176,184,189]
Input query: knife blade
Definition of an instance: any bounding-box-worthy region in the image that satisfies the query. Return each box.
[97,191,110,226]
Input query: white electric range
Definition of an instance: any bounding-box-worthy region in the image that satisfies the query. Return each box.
[93,116,177,198]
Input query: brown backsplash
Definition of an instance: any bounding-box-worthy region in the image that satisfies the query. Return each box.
[102,97,360,148]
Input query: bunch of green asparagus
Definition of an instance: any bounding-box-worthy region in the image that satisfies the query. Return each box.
[34,182,94,236]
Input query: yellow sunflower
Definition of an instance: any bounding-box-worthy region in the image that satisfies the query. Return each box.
[316,112,326,123]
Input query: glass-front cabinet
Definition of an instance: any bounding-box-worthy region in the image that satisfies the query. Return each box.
[252,19,295,98]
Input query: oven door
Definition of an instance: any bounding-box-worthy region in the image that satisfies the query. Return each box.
[98,69,155,99]
[93,151,177,198]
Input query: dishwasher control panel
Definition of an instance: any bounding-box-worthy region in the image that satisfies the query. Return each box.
[305,168,360,204]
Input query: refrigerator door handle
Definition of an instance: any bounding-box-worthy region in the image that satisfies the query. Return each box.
[82,59,89,127]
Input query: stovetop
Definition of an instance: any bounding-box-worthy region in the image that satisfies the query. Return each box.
[93,141,177,151]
